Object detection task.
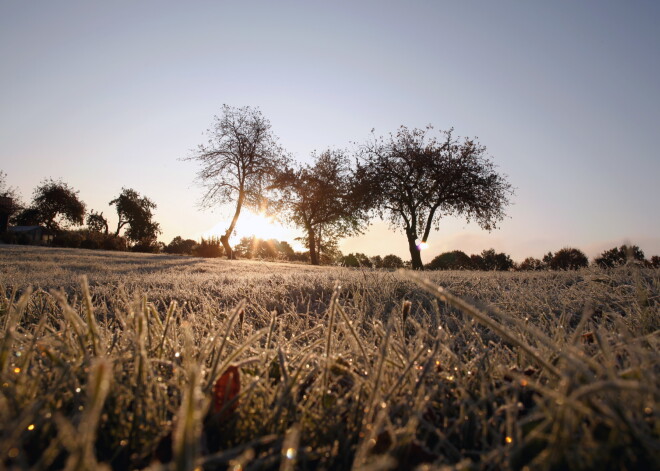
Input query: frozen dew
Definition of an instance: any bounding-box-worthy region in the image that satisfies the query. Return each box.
[75,387,81,393]
[27,424,35,431]
[13,367,21,374]
[285,447,297,459]
[505,436,513,444]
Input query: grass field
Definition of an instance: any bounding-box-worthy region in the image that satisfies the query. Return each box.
[1,245,658,470]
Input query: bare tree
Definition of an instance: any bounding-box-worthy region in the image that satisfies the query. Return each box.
[357,126,513,270]
[185,105,288,259]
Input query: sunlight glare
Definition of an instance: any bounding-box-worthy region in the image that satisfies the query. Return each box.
[203,211,303,250]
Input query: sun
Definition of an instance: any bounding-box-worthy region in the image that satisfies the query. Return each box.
[203,210,303,249]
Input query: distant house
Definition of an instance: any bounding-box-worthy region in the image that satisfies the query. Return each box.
[8,226,55,244]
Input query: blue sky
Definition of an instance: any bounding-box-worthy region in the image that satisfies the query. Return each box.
[1,1,659,262]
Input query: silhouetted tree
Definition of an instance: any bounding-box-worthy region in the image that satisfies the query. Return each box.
[340,253,372,268]
[549,247,588,270]
[426,250,473,270]
[370,255,383,268]
[273,150,369,265]
[185,105,288,259]
[165,236,197,255]
[381,254,405,269]
[13,207,41,226]
[519,257,544,271]
[480,248,514,271]
[86,210,109,235]
[26,179,86,230]
[594,244,645,268]
[193,237,224,258]
[357,126,513,269]
[470,254,486,270]
[651,256,660,268]
[109,188,161,244]
[0,171,23,225]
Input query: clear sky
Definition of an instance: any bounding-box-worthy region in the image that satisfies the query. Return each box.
[1,1,659,263]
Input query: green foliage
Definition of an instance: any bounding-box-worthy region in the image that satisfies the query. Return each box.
[595,244,646,268]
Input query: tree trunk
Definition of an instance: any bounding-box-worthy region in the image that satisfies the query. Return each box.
[308,227,319,265]
[406,231,424,270]
[220,234,234,260]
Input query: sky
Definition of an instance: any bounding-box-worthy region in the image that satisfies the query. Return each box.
[1,1,659,263]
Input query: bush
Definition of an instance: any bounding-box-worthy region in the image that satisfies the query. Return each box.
[193,237,224,258]
[165,236,197,255]
[381,254,404,269]
[426,250,472,270]
[519,257,544,271]
[549,247,588,270]
[52,231,84,248]
[480,248,514,271]
[595,244,645,268]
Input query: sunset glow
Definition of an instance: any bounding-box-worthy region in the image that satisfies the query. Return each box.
[203,211,303,250]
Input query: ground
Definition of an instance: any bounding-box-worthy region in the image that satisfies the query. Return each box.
[0,245,658,470]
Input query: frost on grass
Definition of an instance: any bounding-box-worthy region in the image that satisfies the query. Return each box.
[0,245,658,470]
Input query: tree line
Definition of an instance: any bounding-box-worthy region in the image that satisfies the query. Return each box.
[2,103,659,270]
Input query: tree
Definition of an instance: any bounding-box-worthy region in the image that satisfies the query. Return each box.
[273,150,370,265]
[381,254,405,269]
[29,179,86,230]
[165,236,197,255]
[185,105,288,259]
[594,244,645,268]
[519,257,543,271]
[0,171,23,225]
[651,256,660,268]
[549,248,588,270]
[357,126,513,269]
[86,210,109,235]
[109,188,161,244]
[480,248,514,271]
[426,250,473,270]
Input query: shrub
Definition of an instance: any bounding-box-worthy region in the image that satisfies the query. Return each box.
[595,244,645,268]
[193,237,224,258]
[480,248,514,271]
[426,250,472,270]
[165,236,197,255]
[549,247,588,270]
[381,254,404,269]
[519,257,544,271]
[52,231,84,248]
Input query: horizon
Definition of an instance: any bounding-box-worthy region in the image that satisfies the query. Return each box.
[1,1,659,264]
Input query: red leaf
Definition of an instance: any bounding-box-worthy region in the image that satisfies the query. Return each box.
[213,365,240,418]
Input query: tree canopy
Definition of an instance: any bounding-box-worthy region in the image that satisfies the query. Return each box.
[17,179,86,230]
[185,105,288,259]
[272,150,369,265]
[109,188,161,244]
[357,126,513,269]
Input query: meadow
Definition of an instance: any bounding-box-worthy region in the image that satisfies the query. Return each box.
[0,245,658,470]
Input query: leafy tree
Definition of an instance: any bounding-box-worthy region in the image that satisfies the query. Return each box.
[594,244,645,268]
[519,257,544,271]
[0,171,23,225]
[381,254,405,269]
[370,255,383,269]
[273,150,370,265]
[24,179,86,230]
[109,188,161,244]
[426,250,473,270]
[651,256,660,268]
[13,207,42,226]
[193,237,224,258]
[340,253,373,268]
[549,247,588,270]
[480,248,514,271]
[86,210,109,235]
[357,126,513,269]
[470,254,486,270]
[185,105,288,259]
[165,236,197,255]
